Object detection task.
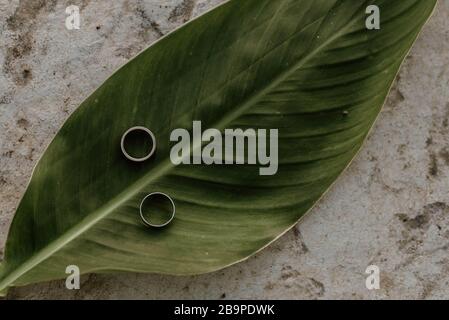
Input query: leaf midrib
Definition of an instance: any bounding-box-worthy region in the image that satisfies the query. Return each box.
[0,3,363,290]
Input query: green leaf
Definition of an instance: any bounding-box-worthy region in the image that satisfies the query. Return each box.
[0,0,437,293]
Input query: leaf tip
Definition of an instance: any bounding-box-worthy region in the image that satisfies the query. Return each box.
[0,263,10,298]
[0,288,8,298]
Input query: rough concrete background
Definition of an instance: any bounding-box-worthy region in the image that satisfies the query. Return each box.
[0,0,448,299]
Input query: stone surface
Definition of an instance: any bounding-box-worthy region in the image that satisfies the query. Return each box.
[0,0,449,299]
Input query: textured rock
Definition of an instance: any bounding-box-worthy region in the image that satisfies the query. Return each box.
[1,0,449,299]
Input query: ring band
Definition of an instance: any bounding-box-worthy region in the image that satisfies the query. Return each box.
[139,192,176,228]
[121,126,156,162]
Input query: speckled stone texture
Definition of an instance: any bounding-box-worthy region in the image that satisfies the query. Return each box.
[1,0,449,299]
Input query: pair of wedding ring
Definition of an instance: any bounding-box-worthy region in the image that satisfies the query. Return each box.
[121,127,175,228]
